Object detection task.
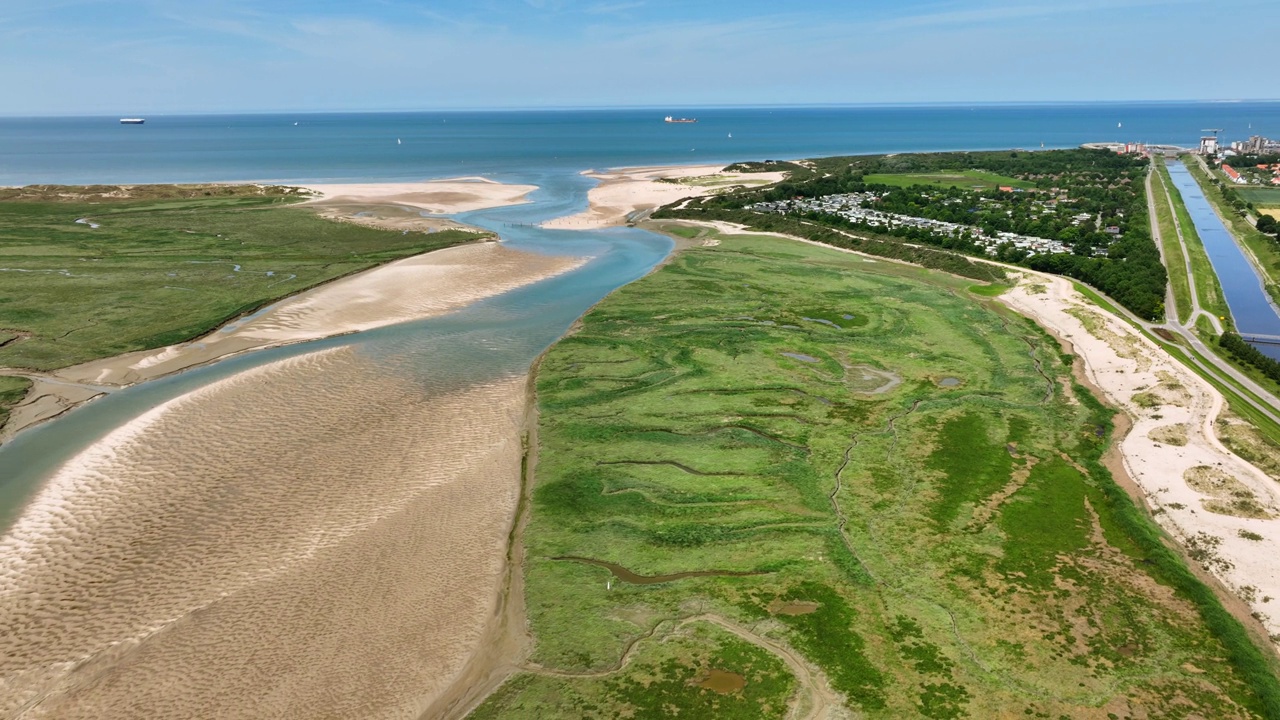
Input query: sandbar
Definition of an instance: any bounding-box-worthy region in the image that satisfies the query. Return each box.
[542,164,787,230]
[0,347,532,718]
[298,176,538,215]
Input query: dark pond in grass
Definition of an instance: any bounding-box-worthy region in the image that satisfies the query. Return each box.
[695,669,747,694]
[938,377,962,387]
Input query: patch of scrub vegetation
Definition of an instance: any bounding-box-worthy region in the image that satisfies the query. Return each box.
[498,232,1280,718]
[471,623,795,719]
[0,186,484,371]
[1218,411,1280,482]
[1149,423,1190,447]
[1185,466,1275,519]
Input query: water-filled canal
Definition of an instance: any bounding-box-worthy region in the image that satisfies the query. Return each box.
[1164,161,1280,359]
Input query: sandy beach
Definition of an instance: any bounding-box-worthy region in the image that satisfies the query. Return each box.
[299,177,538,215]
[542,164,787,229]
[0,346,533,718]
[1003,273,1280,643]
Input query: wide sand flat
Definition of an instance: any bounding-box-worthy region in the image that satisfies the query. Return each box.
[1003,273,1280,642]
[542,164,787,229]
[299,177,538,215]
[51,242,585,389]
[0,347,530,719]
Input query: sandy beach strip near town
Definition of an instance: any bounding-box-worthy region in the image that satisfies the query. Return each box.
[0,345,531,719]
[542,164,788,229]
[47,242,586,391]
[1003,273,1280,643]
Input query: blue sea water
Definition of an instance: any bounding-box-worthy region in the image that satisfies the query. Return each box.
[4,101,1280,523]
[3,102,1280,185]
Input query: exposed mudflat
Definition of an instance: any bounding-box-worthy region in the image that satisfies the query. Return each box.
[0,346,530,719]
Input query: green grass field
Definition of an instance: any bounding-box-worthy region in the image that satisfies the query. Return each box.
[475,230,1280,718]
[863,169,1035,191]
[0,186,481,373]
[1236,187,1280,208]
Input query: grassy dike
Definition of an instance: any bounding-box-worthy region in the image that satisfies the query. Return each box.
[0,185,483,421]
[474,230,1280,719]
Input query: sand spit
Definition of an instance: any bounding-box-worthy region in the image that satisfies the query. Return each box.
[542,164,787,230]
[1003,274,1280,643]
[49,243,585,390]
[298,177,538,215]
[0,346,532,719]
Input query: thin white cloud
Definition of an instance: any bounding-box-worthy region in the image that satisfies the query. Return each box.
[584,1,646,15]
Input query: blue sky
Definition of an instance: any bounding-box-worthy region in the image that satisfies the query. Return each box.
[3,0,1277,115]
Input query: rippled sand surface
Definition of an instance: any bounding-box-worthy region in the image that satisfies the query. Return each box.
[0,346,528,719]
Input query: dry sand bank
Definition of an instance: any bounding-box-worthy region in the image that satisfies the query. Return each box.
[543,164,787,230]
[299,177,538,215]
[1002,274,1280,643]
[0,346,532,719]
[2,244,586,442]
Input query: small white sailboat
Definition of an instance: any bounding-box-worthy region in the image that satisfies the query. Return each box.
[397,138,402,145]
[1118,122,1122,128]
[728,132,733,138]
[293,122,298,126]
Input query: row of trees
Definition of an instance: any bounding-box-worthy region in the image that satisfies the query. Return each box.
[1218,332,1280,384]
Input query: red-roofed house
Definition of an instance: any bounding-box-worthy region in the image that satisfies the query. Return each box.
[1222,164,1246,184]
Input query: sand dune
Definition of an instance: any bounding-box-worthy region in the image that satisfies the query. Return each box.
[0,347,530,718]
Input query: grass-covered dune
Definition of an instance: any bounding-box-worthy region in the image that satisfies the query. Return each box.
[475,230,1280,718]
[0,184,482,372]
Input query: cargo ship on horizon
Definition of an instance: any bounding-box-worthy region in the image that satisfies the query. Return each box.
[664,115,696,124]
[119,118,145,124]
